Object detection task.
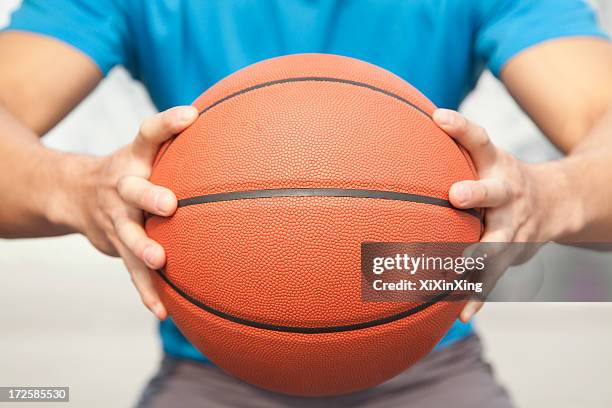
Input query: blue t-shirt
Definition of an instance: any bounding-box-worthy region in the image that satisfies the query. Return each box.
[6,0,607,363]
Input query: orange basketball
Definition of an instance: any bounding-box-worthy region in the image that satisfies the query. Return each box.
[146,54,481,396]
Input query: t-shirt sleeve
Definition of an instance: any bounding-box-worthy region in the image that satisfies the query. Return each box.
[2,0,134,76]
[474,0,610,77]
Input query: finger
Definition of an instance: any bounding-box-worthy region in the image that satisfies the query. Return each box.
[460,301,483,323]
[480,229,513,244]
[117,175,177,216]
[465,240,509,262]
[511,243,542,266]
[132,106,198,158]
[433,109,496,168]
[114,216,166,270]
[117,245,167,320]
[449,178,512,209]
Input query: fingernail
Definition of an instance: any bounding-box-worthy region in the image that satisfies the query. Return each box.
[143,245,160,268]
[461,305,476,321]
[434,109,455,126]
[466,301,484,319]
[454,184,472,205]
[155,192,174,214]
[179,107,197,122]
[152,303,166,320]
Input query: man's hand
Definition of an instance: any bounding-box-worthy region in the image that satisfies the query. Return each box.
[433,109,576,322]
[77,106,198,319]
[0,32,200,320]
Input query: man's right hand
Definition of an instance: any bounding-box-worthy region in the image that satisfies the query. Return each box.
[0,32,199,320]
[74,106,198,319]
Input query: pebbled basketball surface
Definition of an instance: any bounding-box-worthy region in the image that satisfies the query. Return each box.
[146,53,481,396]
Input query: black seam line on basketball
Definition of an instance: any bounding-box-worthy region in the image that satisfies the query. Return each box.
[197,77,432,119]
[156,77,432,166]
[155,268,452,334]
[154,138,174,167]
[177,188,482,221]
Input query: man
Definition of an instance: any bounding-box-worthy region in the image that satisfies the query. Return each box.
[1,0,611,407]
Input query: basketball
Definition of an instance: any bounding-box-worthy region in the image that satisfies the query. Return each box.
[145,54,481,396]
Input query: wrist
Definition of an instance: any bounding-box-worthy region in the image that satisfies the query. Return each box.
[528,160,585,242]
[43,150,101,235]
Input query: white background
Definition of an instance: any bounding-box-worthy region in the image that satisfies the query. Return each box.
[1,1,611,407]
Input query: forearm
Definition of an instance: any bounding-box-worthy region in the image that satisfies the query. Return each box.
[0,106,94,238]
[534,105,612,242]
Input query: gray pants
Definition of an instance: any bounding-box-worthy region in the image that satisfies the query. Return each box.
[137,334,513,408]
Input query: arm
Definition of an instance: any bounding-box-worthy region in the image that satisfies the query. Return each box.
[437,37,612,243]
[0,31,197,318]
[502,37,612,241]
[0,31,100,237]
[432,37,612,320]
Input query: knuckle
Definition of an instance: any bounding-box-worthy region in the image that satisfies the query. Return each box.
[484,230,510,243]
[514,229,532,243]
[161,110,177,130]
[113,218,131,241]
[138,117,154,140]
[116,175,132,197]
[129,271,138,286]
[102,223,118,244]
[135,239,151,261]
[499,230,512,243]
[476,182,488,201]
[138,240,151,262]
[141,295,155,309]
[107,206,126,226]
[502,180,515,200]
[456,114,469,133]
[473,128,491,149]
[133,184,149,208]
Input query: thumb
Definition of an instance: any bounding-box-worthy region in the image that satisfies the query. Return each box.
[132,106,198,160]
